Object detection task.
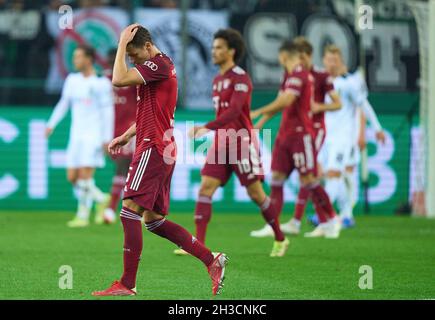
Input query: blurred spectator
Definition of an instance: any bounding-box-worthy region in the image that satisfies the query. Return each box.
[78,0,106,8]
[144,0,178,8]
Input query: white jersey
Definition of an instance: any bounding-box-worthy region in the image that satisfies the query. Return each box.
[324,73,365,143]
[47,72,114,144]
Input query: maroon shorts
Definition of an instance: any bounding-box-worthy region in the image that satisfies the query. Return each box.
[313,127,326,153]
[271,132,317,177]
[123,147,175,215]
[201,140,264,187]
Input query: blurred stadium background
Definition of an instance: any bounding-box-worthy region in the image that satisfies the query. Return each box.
[0,0,432,217]
[2,0,435,300]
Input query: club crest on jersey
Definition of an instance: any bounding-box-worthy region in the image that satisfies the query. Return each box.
[144,61,158,71]
[235,83,249,92]
[287,77,302,87]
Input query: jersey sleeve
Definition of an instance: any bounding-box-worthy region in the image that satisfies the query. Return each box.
[47,75,72,129]
[134,57,170,84]
[205,76,251,130]
[98,77,115,143]
[282,73,304,96]
[350,77,367,107]
[361,99,382,132]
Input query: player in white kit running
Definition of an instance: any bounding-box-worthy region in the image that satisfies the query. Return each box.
[45,45,114,227]
[320,45,385,227]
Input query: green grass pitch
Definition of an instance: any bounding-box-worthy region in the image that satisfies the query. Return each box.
[1,211,435,300]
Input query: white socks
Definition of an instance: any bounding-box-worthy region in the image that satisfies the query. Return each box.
[338,171,356,219]
[76,180,93,220]
[75,179,106,220]
[324,176,345,205]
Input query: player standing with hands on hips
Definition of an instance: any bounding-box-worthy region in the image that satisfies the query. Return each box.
[92,24,228,297]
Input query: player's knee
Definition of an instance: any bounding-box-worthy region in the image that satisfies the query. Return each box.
[199,180,219,197]
[143,211,163,225]
[345,166,354,174]
[67,172,77,184]
[271,171,287,183]
[121,199,143,214]
[247,186,265,204]
[300,174,317,186]
[326,170,341,178]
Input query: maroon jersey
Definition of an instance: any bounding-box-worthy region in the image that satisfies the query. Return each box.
[277,65,314,138]
[205,66,253,133]
[310,66,334,130]
[105,71,137,137]
[134,53,177,157]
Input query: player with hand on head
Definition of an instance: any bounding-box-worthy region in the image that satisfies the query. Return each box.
[250,36,342,238]
[251,40,340,239]
[97,49,138,225]
[92,24,228,297]
[175,28,289,258]
[45,45,114,228]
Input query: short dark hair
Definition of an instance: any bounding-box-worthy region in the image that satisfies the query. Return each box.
[107,48,117,66]
[279,40,299,56]
[76,44,96,62]
[293,36,313,55]
[128,26,153,48]
[214,28,246,63]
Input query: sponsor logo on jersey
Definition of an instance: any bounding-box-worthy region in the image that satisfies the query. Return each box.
[287,77,302,87]
[235,83,249,92]
[144,61,158,71]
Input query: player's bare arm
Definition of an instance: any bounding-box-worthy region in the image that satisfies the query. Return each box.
[112,24,143,87]
[251,92,296,120]
[108,123,136,154]
[193,80,250,138]
[311,90,341,114]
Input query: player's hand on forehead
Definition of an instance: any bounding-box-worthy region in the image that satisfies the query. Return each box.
[120,23,141,44]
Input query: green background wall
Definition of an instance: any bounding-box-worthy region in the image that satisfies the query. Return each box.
[0,93,417,214]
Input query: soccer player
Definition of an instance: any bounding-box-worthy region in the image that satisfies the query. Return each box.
[319,45,385,228]
[250,40,340,239]
[98,49,137,224]
[176,28,289,257]
[92,24,227,297]
[45,45,113,228]
[339,65,385,228]
[176,28,289,258]
[250,36,342,237]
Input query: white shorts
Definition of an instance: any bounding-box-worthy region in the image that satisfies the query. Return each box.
[66,137,105,169]
[318,137,352,172]
[345,142,360,167]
